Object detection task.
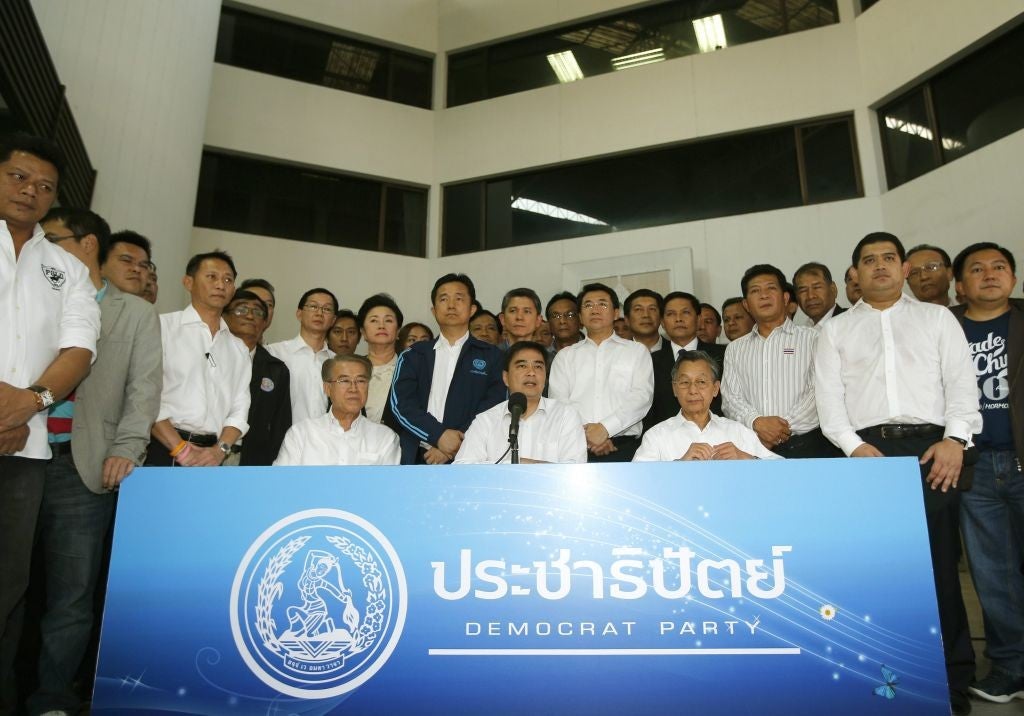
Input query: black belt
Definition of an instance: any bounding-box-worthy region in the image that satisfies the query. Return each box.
[175,429,219,448]
[50,441,73,457]
[858,423,944,441]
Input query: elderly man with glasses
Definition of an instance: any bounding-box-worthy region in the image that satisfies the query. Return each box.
[274,355,399,466]
[268,287,339,423]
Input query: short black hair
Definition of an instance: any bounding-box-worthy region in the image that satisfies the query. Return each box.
[42,207,111,262]
[844,265,857,282]
[952,242,1017,281]
[577,282,619,310]
[297,287,339,312]
[225,289,268,316]
[663,291,701,315]
[793,261,833,285]
[186,250,236,277]
[239,278,276,297]
[740,264,787,297]
[784,283,797,302]
[0,132,65,177]
[357,293,404,328]
[334,308,357,324]
[501,287,541,313]
[853,232,906,266]
[503,340,551,372]
[906,243,952,267]
[396,322,434,349]
[431,273,476,304]
[722,296,745,311]
[699,303,722,325]
[671,349,722,382]
[545,291,577,319]
[470,308,499,326]
[624,288,665,315]
[108,230,152,261]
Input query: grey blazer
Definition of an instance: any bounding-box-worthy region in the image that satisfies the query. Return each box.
[71,283,162,493]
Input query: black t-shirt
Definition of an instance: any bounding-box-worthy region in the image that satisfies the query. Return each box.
[963,311,1013,450]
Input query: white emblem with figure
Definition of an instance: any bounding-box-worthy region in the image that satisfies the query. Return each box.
[231,509,407,698]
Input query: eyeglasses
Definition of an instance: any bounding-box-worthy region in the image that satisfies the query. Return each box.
[581,301,611,311]
[326,377,369,389]
[673,378,713,390]
[908,261,946,279]
[45,232,85,244]
[114,254,154,272]
[228,305,267,319]
[550,311,577,320]
[303,304,336,315]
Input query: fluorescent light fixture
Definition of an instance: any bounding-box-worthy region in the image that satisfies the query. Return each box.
[611,47,665,70]
[511,197,608,226]
[693,14,727,53]
[884,116,965,150]
[547,50,584,83]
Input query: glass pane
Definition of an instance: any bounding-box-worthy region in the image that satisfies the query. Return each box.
[879,89,938,188]
[801,120,860,204]
[383,186,428,257]
[442,182,484,256]
[931,24,1024,163]
[447,0,839,107]
[215,8,433,108]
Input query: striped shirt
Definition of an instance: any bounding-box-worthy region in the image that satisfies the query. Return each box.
[720,319,819,435]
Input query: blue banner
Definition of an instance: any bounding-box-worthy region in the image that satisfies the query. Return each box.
[93,459,949,715]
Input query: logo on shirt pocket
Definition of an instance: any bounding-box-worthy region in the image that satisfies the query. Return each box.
[260,377,275,392]
[470,358,488,375]
[41,265,66,290]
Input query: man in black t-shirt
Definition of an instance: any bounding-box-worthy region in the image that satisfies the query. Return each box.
[951,241,1024,705]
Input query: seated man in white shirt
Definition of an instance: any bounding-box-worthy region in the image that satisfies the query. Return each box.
[275,355,400,466]
[454,341,586,464]
[635,350,779,462]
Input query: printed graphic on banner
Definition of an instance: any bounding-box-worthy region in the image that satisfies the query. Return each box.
[93,460,950,715]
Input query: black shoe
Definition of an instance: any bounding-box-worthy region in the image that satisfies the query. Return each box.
[950,689,972,716]
[969,670,1024,703]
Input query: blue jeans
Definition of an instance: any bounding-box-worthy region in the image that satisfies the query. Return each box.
[27,452,115,715]
[960,449,1024,678]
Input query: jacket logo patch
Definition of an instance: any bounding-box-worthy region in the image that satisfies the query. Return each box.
[472,359,486,371]
[260,377,275,392]
[41,265,66,289]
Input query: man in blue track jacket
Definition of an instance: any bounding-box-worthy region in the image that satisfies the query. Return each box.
[389,273,506,464]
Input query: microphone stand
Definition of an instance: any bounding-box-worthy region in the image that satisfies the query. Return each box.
[510,432,520,465]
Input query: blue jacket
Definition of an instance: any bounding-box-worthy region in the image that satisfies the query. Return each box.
[389,335,506,464]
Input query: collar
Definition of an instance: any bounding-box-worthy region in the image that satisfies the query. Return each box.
[434,331,470,351]
[671,337,699,355]
[502,395,548,418]
[752,317,795,340]
[95,279,109,303]
[286,333,329,354]
[677,411,720,431]
[328,412,364,433]
[181,303,230,333]
[852,293,911,314]
[0,220,45,253]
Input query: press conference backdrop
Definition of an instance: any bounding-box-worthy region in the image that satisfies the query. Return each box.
[93,459,949,715]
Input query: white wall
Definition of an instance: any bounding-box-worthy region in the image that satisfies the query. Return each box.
[192,0,1024,325]
[31,0,221,313]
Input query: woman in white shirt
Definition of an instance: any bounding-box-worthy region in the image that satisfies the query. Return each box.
[357,294,403,423]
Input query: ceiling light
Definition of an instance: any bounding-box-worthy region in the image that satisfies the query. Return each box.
[884,116,965,150]
[693,14,727,53]
[611,47,665,70]
[547,50,584,83]
[511,197,608,226]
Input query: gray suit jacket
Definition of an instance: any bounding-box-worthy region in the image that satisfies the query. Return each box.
[71,283,162,493]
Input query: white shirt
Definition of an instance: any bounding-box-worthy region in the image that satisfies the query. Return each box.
[158,305,251,435]
[721,319,819,435]
[0,223,100,458]
[268,334,333,423]
[795,303,840,328]
[633,412,781,461]
[274,413,400,466]
[453,397,587,464]
[670,337,700,360]
[365,354,397,423]
[427,332,470,422]
[548,333,654,438]
[814,295,981,456]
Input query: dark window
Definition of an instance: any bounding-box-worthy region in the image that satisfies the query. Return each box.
[878,22,1024,189]
[194,151,427,258]
[447,0,839,107]
[216,7,433,109]
[442,116,860,256]
[860,0,881,11]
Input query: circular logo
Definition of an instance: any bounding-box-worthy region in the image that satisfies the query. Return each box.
[230,509,407,698]
[472,358,486,370]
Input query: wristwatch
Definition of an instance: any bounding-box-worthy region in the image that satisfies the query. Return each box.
[218,442,233,458]
[27,385,55,411]
[946,436,967,447]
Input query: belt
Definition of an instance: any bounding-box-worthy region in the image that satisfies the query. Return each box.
[50,441,73,457]
[858,423,944,441]
[175,429,219,448]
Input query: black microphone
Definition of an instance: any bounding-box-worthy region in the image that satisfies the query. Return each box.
[507,392,527,441]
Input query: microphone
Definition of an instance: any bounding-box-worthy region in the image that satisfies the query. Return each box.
[507,392,527,441]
